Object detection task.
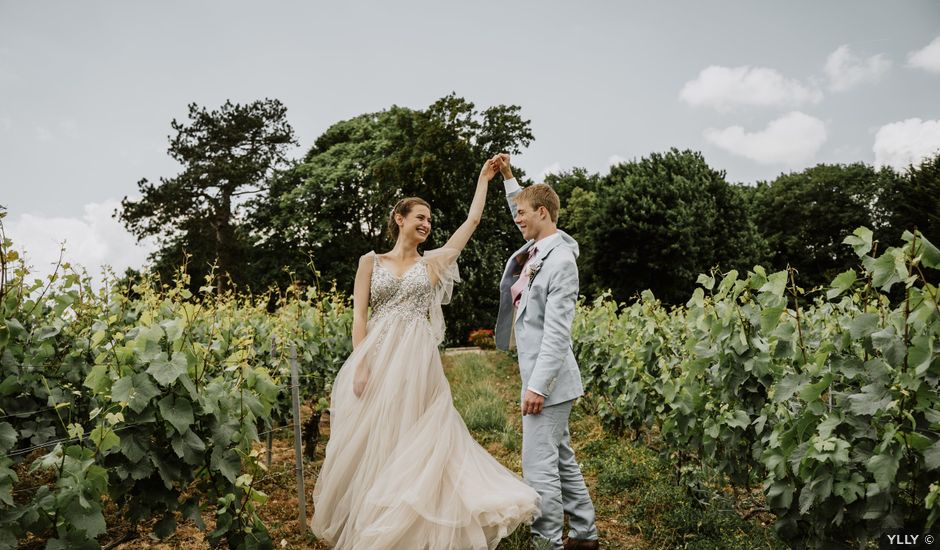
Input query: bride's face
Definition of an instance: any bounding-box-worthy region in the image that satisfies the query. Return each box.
[400,205,432,243]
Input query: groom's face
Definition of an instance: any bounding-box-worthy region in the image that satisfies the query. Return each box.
[514,200,544,241]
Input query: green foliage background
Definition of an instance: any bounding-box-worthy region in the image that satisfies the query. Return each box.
[116,94,939,347]
[572,228,940,547]
[0,216,352,548]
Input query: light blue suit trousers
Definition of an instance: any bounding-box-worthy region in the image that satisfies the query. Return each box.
[522,401,598,547]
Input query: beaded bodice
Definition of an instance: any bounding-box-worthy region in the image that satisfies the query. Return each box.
[370,255,432,323]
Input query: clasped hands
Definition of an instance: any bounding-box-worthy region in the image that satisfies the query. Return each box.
[480,153,512,182]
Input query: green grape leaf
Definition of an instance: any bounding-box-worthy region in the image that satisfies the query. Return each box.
[847,313,880,340]
[0,422,16,453]
[759,271,788,297]
[867,453,900,489]
[33,325,60,341]
[847,384,893,416]
[774,373,808,403]
[111,373,160,413]
[158,394,194,434]
[63,505,107,538]
[120,434,147,463]
[147,352,188,387]
[834,474,865,504]
[83,364,110,394]
[843,226,873,257]
[799,374,832,403]
[89,425,120,453]
[904,230,940,269]
[827,269,857,300]
[760,306,786,333]
[211,448,241,484]
[925,439,940,470]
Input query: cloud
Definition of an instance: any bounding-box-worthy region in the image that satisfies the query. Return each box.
[704,111,827,165]
[4,199,156,289]
[679,66,823,111]
[32,119,79,142]
[873,118,940,171]
[58,118,79,139]
[907,36,940,73]
[535,162,562,182]
[824,45,890,91]
[35,126,53,142]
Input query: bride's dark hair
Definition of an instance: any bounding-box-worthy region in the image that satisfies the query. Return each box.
[387,197,431,242]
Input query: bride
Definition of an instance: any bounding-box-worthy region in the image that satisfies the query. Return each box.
[310,157,541,549]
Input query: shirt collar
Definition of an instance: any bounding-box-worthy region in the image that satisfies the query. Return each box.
[531,232,559,260]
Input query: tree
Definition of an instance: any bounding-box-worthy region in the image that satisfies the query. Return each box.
[881,152,940,248]
[117,99,296,293]
[559,149,765,304]
[753,162,893,291]
[248,94,534,344]
[545,169,603,293]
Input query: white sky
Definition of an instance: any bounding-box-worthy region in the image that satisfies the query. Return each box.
[1,0,939,284]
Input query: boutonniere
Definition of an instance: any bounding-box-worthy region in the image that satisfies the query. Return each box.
[526,260,543,288]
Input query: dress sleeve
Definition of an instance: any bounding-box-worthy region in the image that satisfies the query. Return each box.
[423,247,461,345]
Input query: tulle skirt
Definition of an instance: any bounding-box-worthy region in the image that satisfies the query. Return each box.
[310,313,540,549]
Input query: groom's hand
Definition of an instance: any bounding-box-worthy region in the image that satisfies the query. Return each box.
[496,153,513,180]
[522,389,545,416]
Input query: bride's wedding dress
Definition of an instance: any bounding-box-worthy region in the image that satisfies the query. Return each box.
[311,248,540,549]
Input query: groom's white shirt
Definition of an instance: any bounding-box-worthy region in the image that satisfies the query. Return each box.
[503,176,522,196]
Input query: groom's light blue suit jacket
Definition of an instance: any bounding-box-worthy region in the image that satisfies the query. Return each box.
[495,188,584,407]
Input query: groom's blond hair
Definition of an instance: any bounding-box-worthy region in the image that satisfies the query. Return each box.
[514,184,560,223]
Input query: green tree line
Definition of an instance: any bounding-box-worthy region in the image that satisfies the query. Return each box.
[117,95,940,342]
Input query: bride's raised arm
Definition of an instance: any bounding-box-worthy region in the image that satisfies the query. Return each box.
[441,157,499,253]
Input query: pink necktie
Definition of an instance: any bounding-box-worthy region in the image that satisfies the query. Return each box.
[511,247,537,307]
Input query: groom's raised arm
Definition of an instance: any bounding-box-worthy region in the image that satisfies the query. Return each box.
[497,154,525,239]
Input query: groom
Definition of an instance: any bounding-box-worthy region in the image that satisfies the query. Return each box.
[493,154,599,550]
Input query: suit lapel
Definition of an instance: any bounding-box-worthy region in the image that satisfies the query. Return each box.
[509,241,535,267]
[515,234,565,319]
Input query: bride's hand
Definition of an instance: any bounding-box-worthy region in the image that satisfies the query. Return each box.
[480,156,499,182]
[353,368,369,398]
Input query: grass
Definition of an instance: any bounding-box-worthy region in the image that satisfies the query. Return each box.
[577,437,785,550]
[449,354,510,434]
